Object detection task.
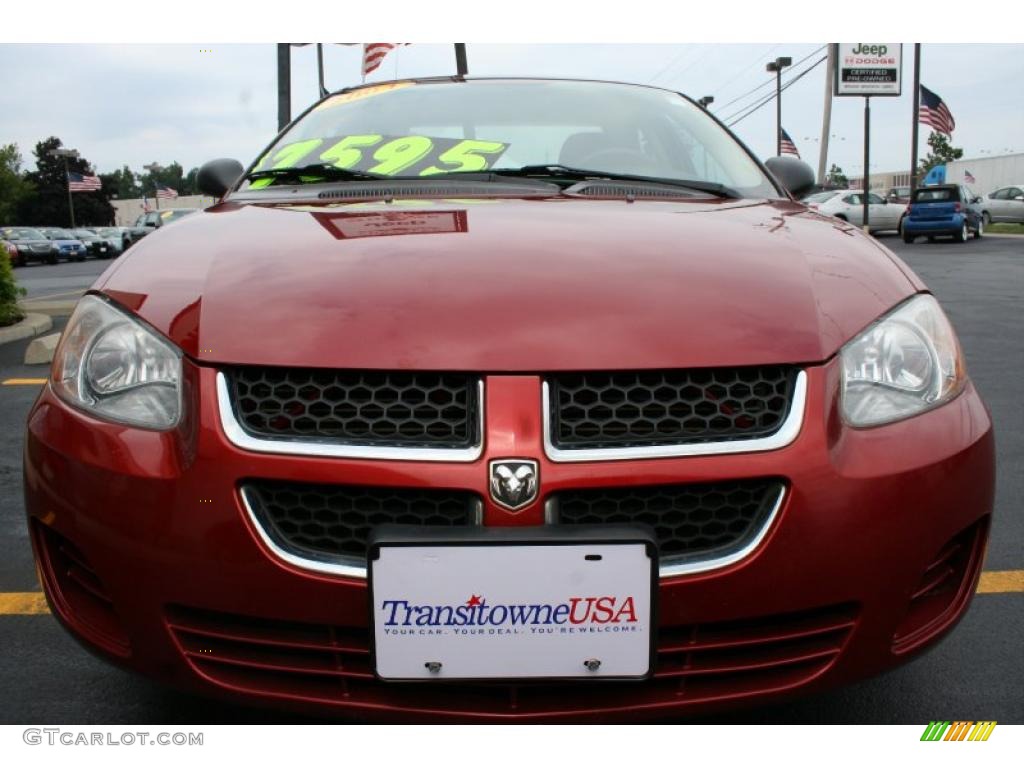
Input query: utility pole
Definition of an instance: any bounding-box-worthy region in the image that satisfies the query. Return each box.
[454,44,468,76]
[144,162,163,211]
[818,45,836,186]
[277,43,291,131]
[863,97,871,232]
[48,148,79,229]
[316,43,328,98]
[909,44,922,194]
[766,56,792,155]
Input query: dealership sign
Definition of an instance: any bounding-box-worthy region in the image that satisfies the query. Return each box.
[834,43,903,97]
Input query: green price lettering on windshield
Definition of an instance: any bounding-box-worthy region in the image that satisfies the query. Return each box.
[319,135,383,169]
[420,140,508,175]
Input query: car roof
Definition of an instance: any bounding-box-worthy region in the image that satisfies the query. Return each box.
[328,75,686,100]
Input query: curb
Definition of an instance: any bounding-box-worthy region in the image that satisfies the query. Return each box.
[0,313,53,346]
[17,298,79,317]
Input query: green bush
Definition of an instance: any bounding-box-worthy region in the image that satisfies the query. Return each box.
[0,247,25,327]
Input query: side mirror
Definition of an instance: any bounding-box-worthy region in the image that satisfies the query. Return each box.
[764,156,816,199]
[197,158,245,198]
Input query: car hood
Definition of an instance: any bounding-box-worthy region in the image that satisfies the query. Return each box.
[96,196,921,371]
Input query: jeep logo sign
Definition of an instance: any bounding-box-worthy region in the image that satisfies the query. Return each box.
[835,43,903,97]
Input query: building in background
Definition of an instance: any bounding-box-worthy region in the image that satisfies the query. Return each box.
[848,151,1024,196]
[112,195,218,226]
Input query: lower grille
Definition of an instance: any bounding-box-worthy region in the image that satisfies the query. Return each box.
[549,479,784,569]
[242,481,481,567]
[167,602,857,718]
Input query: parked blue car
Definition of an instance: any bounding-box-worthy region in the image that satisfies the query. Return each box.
[39,227,87,261]
[902,184,983,243]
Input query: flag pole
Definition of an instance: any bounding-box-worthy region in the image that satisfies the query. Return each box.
[817,45,836,186]
[909,44,922,194]
[862,96,871,232]
[63,155,76,229]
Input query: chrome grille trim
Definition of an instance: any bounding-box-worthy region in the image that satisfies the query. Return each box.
[243,485,783,581]
[217,372,485,462]
[542,370,807,462]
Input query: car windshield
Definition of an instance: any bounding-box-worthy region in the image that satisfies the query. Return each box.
[246,79,780,198]
[74,229,95,238]
[160,210,195,223]
[96,228,119,236]
[2,228,45,240]
[914,188,956,202]
[43,229,73,239]
[803,191,838,203]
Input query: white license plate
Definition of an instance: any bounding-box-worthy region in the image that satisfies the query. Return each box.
[370,540,654,681]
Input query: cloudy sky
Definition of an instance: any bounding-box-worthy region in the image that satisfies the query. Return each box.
[1,43,1021,180]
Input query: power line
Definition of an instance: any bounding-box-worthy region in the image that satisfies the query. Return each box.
[650,44,707,86]
[713,45,826,117]
[725,55,827,128]
[708,44,780,99]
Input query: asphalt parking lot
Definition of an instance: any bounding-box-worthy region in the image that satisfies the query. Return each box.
[0,235,1021,724]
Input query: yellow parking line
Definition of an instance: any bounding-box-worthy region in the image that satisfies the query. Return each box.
[977,569,1024,594]
[0,593,49,615]
[2,378,47,386]
[0,570,1020,616]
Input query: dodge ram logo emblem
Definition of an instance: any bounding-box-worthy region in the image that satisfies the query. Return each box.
[489,459,539,511]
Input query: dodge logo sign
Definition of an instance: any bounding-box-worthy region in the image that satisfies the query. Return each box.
[489,459,539,511]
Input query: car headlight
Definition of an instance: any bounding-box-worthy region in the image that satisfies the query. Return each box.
[52,295,182,429]
[840,294,966,427]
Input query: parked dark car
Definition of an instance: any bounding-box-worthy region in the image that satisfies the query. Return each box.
[902,184,983,243]
[74,228,115,259]
[0,226,58,265]
[39,227,87,261]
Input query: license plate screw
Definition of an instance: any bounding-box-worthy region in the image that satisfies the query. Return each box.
[583,658,601,672]
[424,661,442,674]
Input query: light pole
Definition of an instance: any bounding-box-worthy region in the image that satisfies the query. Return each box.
[766,56,792,156]
[48,147,80,229]
[144,162,163,210]
[698,95,714,110]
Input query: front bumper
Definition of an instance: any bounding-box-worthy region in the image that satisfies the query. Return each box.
[24,358,994,721]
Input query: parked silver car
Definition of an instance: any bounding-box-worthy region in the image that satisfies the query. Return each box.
[979,184,1024,225]
[802,189,905,234]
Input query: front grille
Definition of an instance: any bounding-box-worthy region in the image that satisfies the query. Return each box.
[243,481,481,563]
[229,367,479,448]
[548,366,797,450]
[550,479,783,564]
[167,602,856,718]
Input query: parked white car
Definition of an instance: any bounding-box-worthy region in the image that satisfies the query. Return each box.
[802,190,905,234]
[979,184,1024,225]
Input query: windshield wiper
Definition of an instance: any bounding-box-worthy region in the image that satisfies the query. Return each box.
[245,163,388,184]
[486,165,743,199]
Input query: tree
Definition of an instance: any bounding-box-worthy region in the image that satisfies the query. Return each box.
[826,164,849,189]
[98,165,142,200]
[0,143,35,223]
[918,131,963,176]
[18,137,116,227]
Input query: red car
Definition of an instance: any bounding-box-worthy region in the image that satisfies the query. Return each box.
[25,78,994,722]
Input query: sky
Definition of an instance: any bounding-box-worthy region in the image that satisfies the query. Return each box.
[1,43,1021,180]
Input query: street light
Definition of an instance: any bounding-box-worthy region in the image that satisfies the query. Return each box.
[48,147,80,229]
[697,95,714,110]
[766,56,792,156]
[144,162,163,210]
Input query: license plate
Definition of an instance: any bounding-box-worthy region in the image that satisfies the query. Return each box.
[369,527,656,681]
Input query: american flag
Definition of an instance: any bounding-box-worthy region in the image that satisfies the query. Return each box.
[67,172,102,192]
[362,43,401,77]
[919,85,956,135]
[780,128,800,158]
[155,183,179,200]
[964,170,976,184]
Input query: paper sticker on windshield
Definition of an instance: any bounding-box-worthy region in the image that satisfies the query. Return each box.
[255,135,510,178]
[313,82,414,111]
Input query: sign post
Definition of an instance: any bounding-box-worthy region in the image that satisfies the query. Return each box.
[834,43,903,233]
